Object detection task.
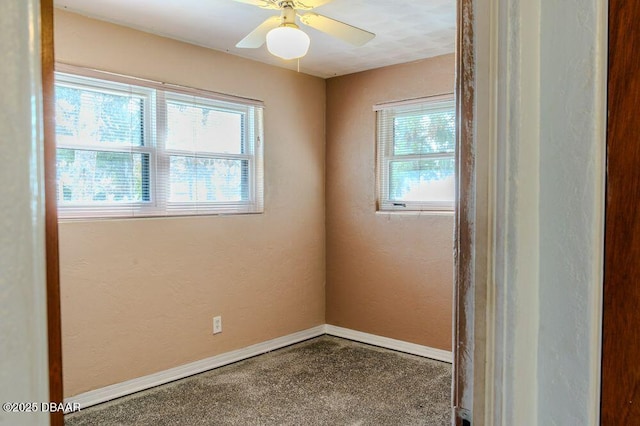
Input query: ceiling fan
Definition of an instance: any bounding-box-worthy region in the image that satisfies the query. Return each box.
[232,0,375,60]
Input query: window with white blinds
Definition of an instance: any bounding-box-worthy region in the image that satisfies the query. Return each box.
[375,95,455,212]
[54,67,264,219]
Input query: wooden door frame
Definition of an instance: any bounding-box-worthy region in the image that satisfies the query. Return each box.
[42,0,64,425]
[600,0,640,423]
[453,0,494,423]
[453,0,482,424]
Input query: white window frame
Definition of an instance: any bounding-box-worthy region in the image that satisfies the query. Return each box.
[55,64,264,219]
[375,94,455,212]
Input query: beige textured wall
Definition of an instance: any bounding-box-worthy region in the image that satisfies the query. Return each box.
[325,55,455,350]
[55,10,326,397]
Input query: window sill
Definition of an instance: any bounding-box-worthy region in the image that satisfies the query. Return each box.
[375,209,455,216]
[58,211,264,223]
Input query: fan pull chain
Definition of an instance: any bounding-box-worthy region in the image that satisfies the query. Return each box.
[297,58,300,73]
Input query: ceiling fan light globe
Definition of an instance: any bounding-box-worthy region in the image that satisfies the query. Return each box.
[266,26,310,60]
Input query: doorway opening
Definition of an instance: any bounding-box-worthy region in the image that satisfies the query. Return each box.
[43,1,466,425]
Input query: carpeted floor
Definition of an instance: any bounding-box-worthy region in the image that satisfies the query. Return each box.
[65,336,452,425]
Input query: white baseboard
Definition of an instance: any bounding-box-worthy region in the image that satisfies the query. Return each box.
[66,324,452,410]
[324,325,453,364]
[65,325,325,409]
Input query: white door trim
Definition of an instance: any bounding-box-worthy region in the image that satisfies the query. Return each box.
[458,0,607,424]
[0,1,50,424]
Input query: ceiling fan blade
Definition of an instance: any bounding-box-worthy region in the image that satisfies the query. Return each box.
[292,0,334,10]
[230,0,280,9]
[298,13,375,46]
[236,16,281,48]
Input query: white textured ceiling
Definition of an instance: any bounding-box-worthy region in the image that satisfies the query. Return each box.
[54,0,456,78]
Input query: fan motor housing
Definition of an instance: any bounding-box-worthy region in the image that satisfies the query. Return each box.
[279,4,297,25]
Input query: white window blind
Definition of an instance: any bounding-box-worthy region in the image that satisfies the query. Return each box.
[375,95,455,212]
[54,66,264,219]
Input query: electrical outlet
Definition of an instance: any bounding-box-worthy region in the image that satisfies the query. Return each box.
[213,316,222,334]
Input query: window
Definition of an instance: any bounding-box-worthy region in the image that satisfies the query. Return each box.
[375,95,455,211]
[54,67,264,218]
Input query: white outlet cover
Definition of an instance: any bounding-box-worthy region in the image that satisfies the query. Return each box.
[213,316,222,334]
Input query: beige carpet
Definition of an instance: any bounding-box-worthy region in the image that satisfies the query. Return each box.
[65,336,452,425]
